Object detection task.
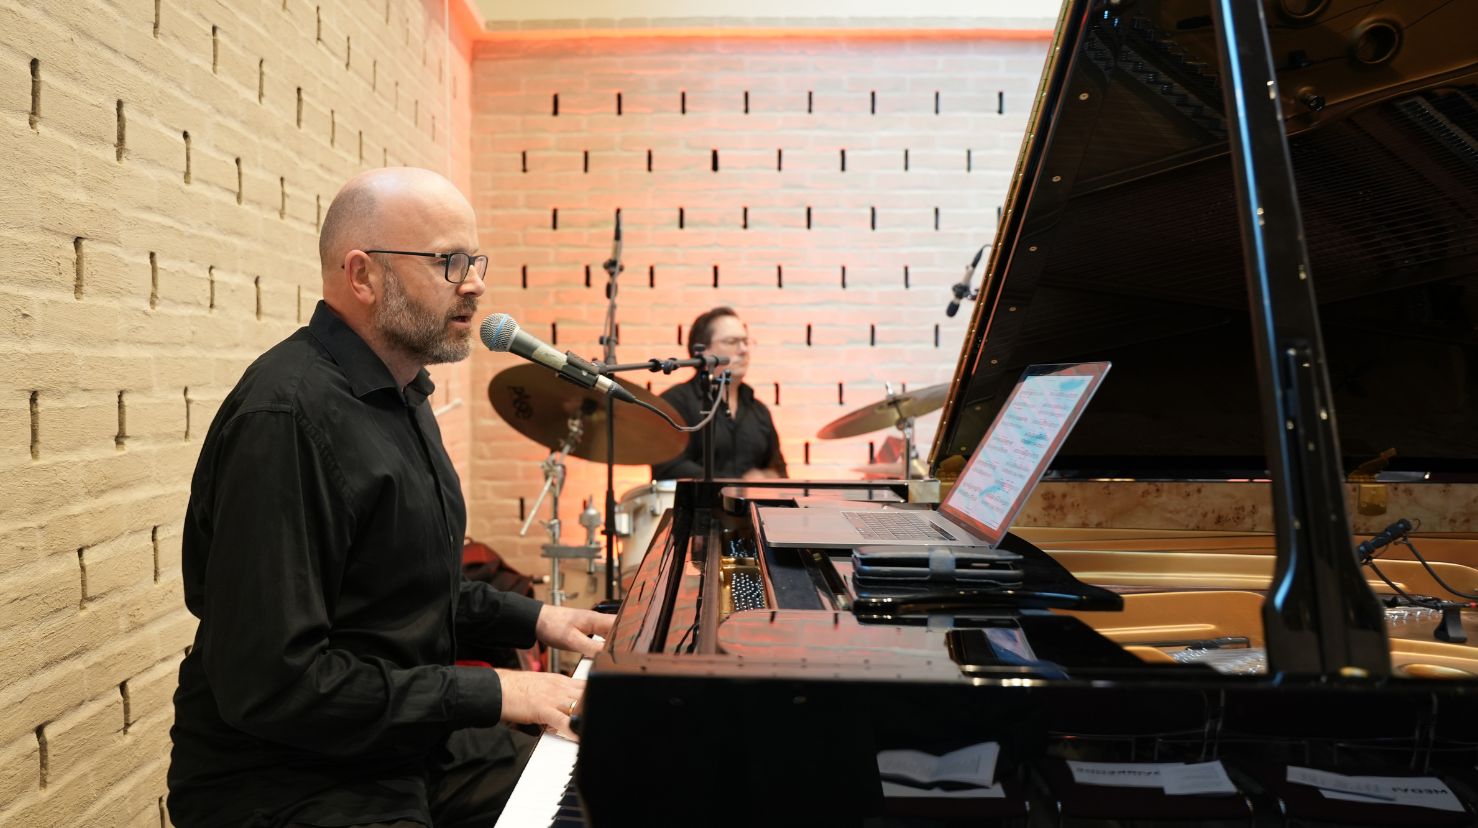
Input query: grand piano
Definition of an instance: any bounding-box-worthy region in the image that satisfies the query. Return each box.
[565,0,1478,824]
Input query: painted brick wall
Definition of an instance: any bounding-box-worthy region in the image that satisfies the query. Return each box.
[466,31,1051,586]
[0,1,472,824]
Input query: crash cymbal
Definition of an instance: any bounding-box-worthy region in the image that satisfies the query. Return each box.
[488,364,688,465]
[852,458,929,479]
[816,383,951,439]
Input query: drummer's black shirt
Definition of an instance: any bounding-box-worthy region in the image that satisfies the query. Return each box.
[652,374,787,479]
[168,301,542,828]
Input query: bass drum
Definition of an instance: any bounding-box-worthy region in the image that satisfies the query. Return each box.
[614,480,677,586]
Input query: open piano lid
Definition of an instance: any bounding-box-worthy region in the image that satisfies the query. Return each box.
[931,0,1478,482]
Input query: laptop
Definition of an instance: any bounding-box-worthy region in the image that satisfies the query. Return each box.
[757,362,1111,553]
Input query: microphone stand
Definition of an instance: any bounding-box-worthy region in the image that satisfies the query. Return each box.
[693,345,719,483]
[596,355,732,475]
[595,353,729,492]
[597,211,622,602]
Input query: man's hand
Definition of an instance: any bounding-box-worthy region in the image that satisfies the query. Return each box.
[534,604,615,659]
[497,669,585,740]
[741,466,780,481]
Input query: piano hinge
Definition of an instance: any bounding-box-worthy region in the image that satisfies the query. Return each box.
[1348,448,1396,516]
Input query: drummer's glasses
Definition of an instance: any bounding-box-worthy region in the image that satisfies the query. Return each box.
[713,336,752,348]
[363,250,489,285]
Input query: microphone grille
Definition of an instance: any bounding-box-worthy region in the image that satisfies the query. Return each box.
[480,313,519,352]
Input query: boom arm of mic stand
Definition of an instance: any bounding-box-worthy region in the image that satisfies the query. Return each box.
[596,356,730,376]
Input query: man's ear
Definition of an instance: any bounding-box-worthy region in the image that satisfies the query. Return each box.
[343,250,378,306]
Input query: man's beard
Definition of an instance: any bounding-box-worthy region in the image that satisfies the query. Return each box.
[374,264,476,365]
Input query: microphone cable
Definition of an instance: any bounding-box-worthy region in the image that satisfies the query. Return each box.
[632,373,732,434]
[1358,517,1478,605]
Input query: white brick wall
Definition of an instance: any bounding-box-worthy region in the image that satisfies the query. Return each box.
[464,31,1051,582]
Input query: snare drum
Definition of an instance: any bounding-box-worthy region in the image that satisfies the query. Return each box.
[614,480,677,578]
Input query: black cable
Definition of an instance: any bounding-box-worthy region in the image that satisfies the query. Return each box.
[632,374,731,434]
[1358,518,1478,608]
[1400,537,1478,601]
[1364,557,1442,609]
[1356,516,1443,608]
[673,584,704,655]
[672,616,699,654]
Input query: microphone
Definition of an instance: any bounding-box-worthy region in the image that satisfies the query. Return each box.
[945,245,987,318]
[480,313,637,404]
[1356,518,1413,560]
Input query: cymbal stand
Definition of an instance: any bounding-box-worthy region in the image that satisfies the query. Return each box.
[519,414,600,673]
[884,383,918,482]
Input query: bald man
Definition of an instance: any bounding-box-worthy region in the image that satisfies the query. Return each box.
[167,168,612,828]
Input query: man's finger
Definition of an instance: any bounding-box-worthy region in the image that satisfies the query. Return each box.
[565,635,602,658]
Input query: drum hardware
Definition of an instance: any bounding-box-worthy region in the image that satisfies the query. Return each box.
[614,480,677,584]
[489,357,722,604]
[578,497,603,576]
[891,383,919,482]
[518,412,602,673]
[488,207,722,603]
[817,381,950,481]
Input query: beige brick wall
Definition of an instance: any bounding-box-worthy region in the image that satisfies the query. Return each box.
[464,31,1052,585]
[0,0,473,824]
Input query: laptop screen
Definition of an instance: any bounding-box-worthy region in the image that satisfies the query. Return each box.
[939,363,1110,547]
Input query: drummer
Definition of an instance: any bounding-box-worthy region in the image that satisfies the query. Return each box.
[652,306,787,481]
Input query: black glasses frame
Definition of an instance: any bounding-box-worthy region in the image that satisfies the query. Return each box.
[363,249,489,285]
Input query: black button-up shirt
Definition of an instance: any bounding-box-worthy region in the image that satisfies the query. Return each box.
[651,375,787,479]
[168,302,542,828]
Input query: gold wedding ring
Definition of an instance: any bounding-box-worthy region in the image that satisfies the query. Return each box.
[566,699,577,716]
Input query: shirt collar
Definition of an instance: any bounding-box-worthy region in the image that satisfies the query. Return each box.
[308,301,436,403]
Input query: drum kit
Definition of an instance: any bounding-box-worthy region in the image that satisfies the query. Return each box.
[487,365,687,604]
[489,365,952,603]
[486,212,955,670]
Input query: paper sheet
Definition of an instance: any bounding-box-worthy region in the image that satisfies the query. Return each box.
[1067,760,1236,796]
[881,780,1007,799]
[1161,762,1237,796]
[1289,767,1464,813]
[1066,761,1181,789]
[877,742,999,788]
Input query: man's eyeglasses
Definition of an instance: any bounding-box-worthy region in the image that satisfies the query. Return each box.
[363,250,489,285]
[713,336,752,348]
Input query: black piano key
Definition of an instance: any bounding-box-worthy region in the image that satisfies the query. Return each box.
[548,778,586,827]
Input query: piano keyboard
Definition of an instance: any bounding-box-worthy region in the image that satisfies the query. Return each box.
[494,658,592,828]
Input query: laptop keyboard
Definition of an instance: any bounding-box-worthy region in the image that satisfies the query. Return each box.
[843,511,956,542]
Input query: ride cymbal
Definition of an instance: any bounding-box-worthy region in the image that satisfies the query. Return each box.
[488,364,688,465]
[817,382,950,439]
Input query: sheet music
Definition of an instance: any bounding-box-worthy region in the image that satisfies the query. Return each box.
[950,374,1094,530]
[493,658,592,828]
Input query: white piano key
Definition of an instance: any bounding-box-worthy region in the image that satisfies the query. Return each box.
[493,657,593,828]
